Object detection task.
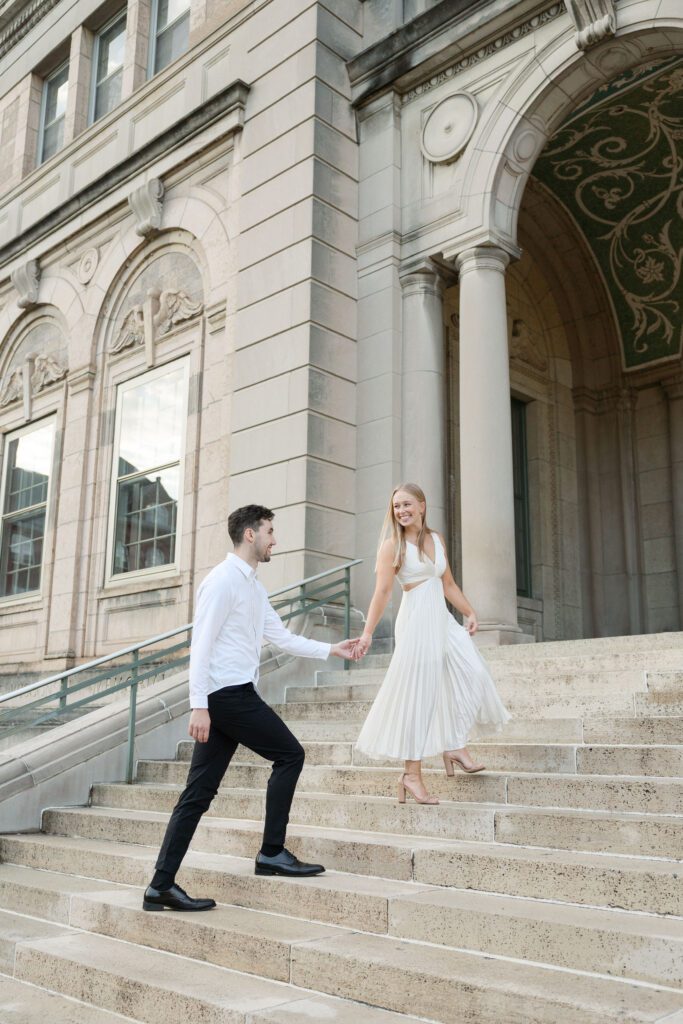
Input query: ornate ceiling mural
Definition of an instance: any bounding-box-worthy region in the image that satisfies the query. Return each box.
[532,57,683,369]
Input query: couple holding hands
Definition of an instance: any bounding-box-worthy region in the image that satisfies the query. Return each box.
[142,486,510,913]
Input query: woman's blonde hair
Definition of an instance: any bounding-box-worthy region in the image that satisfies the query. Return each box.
[377,482,431,572]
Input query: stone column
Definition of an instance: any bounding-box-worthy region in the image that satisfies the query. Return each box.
[399,264,447,535]
[665,377,683,628]
[454,246,522,643]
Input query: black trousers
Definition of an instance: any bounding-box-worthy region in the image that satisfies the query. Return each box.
[151,682,304,889]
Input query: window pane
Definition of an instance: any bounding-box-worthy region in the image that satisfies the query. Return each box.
[154,12,190,72]
[4,424,54,514]
[94,68,123,121]
[41,117,65,162]
[118,367,184,476]
[113,467,179,574]
[44,65,69,125]
[0,510,46,597]
[157,0,190,31]
[97,15,126,82]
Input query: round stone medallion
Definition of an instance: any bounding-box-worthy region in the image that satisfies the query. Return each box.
[420,92,478,164]
[78,248,99,285]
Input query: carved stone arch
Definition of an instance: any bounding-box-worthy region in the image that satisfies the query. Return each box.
[459,20,683,252]
[93,230,206,366]
[161,186,230,303]
[0,305,69,419]
[38,269,85,331]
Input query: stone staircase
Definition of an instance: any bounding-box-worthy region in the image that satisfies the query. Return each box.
[1,634,682,1023]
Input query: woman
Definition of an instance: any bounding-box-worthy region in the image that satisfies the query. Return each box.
[354,483,511,804]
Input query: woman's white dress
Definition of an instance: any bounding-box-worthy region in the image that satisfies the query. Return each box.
[355,534,511,761]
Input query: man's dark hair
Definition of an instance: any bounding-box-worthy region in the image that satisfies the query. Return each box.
[228,504,274,545]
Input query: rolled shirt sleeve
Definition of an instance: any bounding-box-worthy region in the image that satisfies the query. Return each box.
[263,602,331,661]
[189,574,235,708]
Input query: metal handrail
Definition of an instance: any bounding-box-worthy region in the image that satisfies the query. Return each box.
[0,558,362,781]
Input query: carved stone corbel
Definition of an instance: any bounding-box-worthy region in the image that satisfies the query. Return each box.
[128,178,165,237]
[564,0,616,50]
[11,259,40,308]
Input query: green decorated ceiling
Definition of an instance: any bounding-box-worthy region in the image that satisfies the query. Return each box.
[532,56,683,369]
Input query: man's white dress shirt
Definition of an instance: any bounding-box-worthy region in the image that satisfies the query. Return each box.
[189,553,332,709]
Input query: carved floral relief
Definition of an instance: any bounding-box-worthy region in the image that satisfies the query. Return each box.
[533,58,683,368]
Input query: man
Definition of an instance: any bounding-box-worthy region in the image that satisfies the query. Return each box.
[143,504,357,911]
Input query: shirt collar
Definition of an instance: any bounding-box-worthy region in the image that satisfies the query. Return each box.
[227,552,257,579]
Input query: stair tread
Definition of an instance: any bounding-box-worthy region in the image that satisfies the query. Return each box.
[35,806,683,876]
[13,929,429,1022]
[287,929,683,1019]
[107,780,683,823]
[14,908,683,1023]
[0,973,141,1023]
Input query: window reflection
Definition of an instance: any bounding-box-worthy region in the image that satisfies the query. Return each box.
[112,365,185,577]
[0,422,55,597]
[93,12,126,122]
[153,0,190,74]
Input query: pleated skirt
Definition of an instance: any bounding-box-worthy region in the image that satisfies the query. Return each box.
[355,577,511,761]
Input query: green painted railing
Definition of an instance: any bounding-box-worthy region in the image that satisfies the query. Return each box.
[0,558,361,781]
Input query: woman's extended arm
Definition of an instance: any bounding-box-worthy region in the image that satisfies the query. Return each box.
[355,540,396,656]
[439,535,479,635]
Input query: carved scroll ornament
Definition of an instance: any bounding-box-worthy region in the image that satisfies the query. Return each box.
[11,259,40,309]
[564,0,616,50]
[128,179,165,237]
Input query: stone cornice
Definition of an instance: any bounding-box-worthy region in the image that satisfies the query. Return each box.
[0,0,61,60]
[348,0,563,105]
[0,80,249,268]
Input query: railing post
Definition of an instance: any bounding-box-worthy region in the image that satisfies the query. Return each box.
[126,648,140,784]
[58,675,68,711]
[344,565,351,671]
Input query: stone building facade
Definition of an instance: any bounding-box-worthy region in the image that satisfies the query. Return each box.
[0,0,681,673]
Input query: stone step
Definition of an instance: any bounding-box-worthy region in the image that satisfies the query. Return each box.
[284,715,585,743]
[0,908,72,972]
[308,667,649,696]
[648,671,683,692]
[177,738,581,774]
[276,691,637,720]
[227,739,683,778]
[69,887,347,985]
[583,717,683,745]
[287,929,683,1023]
[8,868,683,1023]
[496,805,683,859]
[577,745,683,777]
[0,974,141,1024]
[412,837,683,915]
[481,631,683,660]
[13,929,425,1024]
[136,760,683,814]
[136,759,510,804]
[91,781,495,842]
[0,834,435,933]
[61,883,683,992]
[387,886,683,989]
[38,804,683,916]
[88,782,683,857]
[0,863,125,923]
[636,692,683,716]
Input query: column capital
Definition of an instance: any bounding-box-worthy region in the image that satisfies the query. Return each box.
[454,246,510,278]
[398,259,446,298]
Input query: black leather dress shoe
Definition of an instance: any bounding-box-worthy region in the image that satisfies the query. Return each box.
[255,848,325,877]
[142,883,216,911]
